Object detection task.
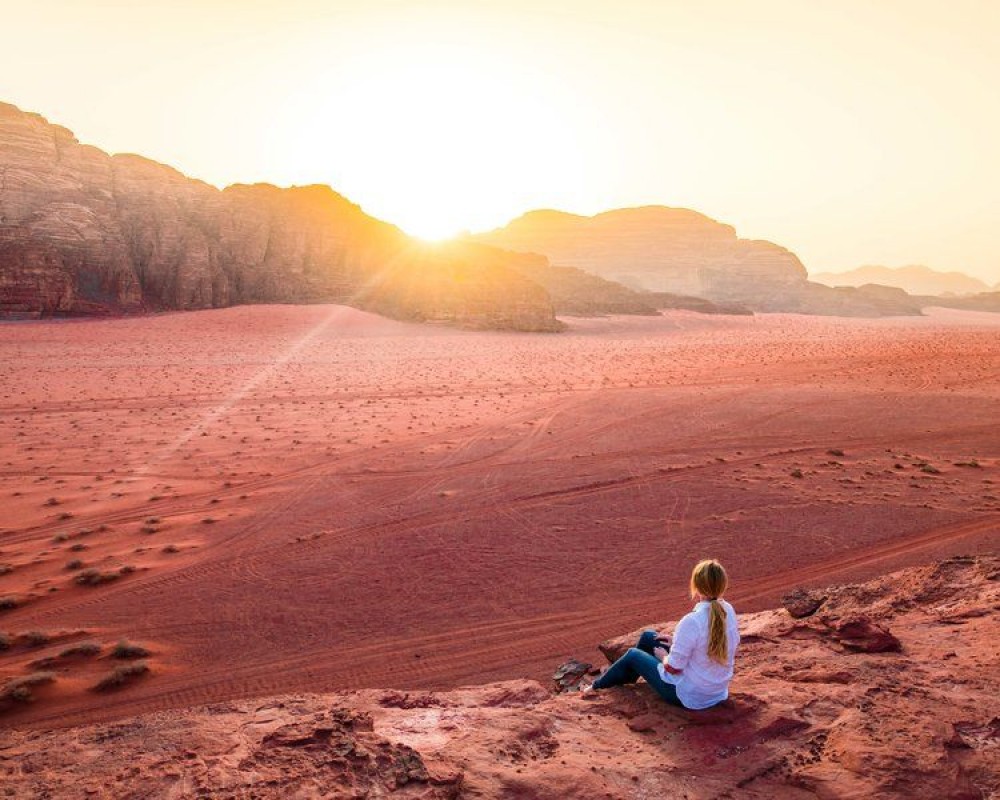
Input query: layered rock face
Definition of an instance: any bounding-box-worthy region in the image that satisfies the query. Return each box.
[0,102,559,331]
[2,556,996,798]
[474,207,808,301]
[474,207,926,316]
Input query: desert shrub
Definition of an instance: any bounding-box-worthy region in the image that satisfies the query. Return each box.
[91,661,149,692]
[827,449,845,457]
[59,641,101,658]
[920,464,941,475]
[0,596,19,611]
[74,569,119,586]
[112,639,150,659]
[52,534,68,543]
[1,671,55,703]
[954,460,981,468]
[790,469,804,479]
[118,565,136,575]
[43,497,60,507]
[69,543,88,552]
[201,518,216,525]
[65,559,84,571]
[162,544,179,554]
[0,564,13,576]
[23,631,50,647]
[0,632,11,651]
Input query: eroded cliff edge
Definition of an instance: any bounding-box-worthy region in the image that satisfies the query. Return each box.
[0,102,561,331]
[1,555,996,798]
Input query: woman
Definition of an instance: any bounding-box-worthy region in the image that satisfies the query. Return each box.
[582,559,739,710]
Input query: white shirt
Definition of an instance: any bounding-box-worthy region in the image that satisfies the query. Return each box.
[657,599,740,709]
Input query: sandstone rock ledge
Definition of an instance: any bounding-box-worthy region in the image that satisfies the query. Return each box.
[1,556,997,799]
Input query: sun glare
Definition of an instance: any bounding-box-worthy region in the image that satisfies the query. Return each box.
[275,34,590,240]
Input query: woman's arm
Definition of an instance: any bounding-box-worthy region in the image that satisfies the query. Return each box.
[663,614,696,674]
[653,645,682,673]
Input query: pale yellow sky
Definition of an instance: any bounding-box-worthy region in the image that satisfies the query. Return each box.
[2,0,998,282]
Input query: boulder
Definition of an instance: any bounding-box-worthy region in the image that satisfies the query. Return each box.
[830,616,902,653]
[781,588,827,618]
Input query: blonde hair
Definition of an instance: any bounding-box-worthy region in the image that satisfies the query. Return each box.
[690,559,729,664]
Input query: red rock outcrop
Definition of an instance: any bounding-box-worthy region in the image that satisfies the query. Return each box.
[0,101,560,331]
[2,556,996,798]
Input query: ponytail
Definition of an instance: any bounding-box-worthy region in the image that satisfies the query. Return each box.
[707,598,728,664]
[690,559,730,665]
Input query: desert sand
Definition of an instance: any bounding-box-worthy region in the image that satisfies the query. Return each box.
[0,305,998,732]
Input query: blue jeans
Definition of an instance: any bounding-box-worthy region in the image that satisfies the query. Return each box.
[592,630,684,707]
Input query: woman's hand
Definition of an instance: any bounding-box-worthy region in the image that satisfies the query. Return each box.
[653,645,669,662]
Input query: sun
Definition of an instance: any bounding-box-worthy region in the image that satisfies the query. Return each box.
[274,33,589,239]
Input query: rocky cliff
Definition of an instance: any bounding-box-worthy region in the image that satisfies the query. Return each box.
[473,207,924,317]
[500,251,748,316]
[0,101,560,331]
[2,556,996,798]
[473,207,808,298]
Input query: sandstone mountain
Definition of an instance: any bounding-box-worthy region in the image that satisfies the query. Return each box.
[0,101,560,331]
[473,208,926,316]
[473,207,806,298]
[2,556,996,798]
[501,251,749,316]
[812,264,991,297]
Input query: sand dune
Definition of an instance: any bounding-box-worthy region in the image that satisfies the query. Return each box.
[0,305,998,730]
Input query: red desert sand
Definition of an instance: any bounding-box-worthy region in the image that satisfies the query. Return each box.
[0,304,997,740]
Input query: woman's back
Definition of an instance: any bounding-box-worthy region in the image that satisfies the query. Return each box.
[659,599,739,709]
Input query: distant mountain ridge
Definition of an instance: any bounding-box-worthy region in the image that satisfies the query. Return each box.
[2,100,966,324]
[812,264,990,296]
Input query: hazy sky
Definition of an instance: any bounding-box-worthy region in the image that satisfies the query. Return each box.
[3,1,998,281]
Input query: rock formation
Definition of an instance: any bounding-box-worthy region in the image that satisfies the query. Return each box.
[913,291,1000,314]
[473,206,806,297]
[473,207,925,317]
[502,252,748,316]
[812,264,991,296]
[0,101,560,331]
[2,556,997,798]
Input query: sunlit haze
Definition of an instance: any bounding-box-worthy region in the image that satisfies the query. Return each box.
[3,0,998,280]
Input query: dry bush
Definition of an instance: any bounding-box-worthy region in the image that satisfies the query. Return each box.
[91,661,149,692]
[59,641,102,658]
[75,569,121,586]
[23,631,50,647]
[1,671,55,703]
[111,639,150,659]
